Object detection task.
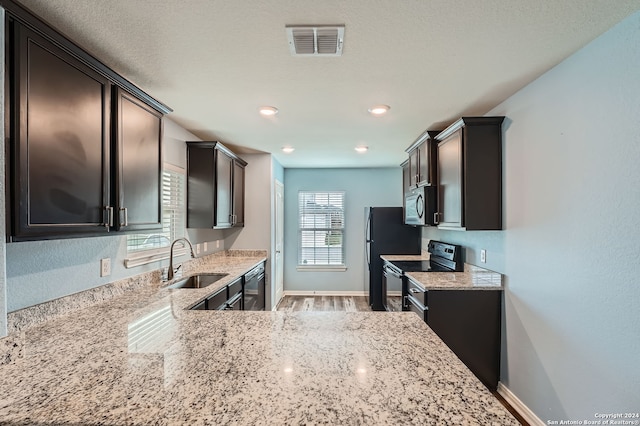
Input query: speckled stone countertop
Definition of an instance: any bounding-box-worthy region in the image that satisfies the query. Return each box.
[0,254,516,425]
[381,254,504,290]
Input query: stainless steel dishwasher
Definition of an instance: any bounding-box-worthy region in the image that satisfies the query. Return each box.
[243,263,265,311]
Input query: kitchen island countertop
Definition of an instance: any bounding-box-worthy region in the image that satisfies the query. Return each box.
[0,255,516,425]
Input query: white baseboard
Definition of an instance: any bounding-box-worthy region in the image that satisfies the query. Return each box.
[497,382,544,426]
[283,290,367,297]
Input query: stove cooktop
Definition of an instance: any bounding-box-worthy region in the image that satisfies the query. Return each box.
[389,260,453,273]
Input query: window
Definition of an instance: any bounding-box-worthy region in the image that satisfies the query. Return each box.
[125,163,186,267]
[298,191,345,268]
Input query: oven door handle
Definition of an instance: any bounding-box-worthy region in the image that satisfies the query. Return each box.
[406,294,427,311]
[383,265,402,279]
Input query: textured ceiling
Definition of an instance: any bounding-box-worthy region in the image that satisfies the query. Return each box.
[15,0,640,167]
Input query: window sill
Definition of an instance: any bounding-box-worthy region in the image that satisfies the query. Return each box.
[124,247,187,268]
[296,265,347,272]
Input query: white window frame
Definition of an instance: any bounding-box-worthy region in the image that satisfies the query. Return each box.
[297,191,347,272]
[124,163,186,268]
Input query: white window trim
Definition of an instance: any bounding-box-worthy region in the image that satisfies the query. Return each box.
[296,265,347,272]
[298,190,346,270]
[124,163,186,268]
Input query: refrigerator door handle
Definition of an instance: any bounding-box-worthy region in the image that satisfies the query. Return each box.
[365,210,372,267]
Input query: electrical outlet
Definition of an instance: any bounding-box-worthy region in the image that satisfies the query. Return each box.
[100,258,111,277]
[204,242,208,251]
[196,243,201,255]
[216,240,220,248]
[480,249,486,263]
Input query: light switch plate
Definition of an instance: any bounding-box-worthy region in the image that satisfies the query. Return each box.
[100,258,111,277]
[204,242,208,251]
[480,249,486,263]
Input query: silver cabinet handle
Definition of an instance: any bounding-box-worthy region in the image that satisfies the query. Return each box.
[103,206,113,229]
[108,206,114,228]
[120,207,128,227]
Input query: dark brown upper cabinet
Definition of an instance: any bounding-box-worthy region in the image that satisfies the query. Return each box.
[434,117,504,231]
[9,23,113,240]
[186,142,247,230]
[405,130,439,188]
[113,88,163,232]
[4,5,171,241]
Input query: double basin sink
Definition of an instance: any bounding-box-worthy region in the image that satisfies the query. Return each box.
[167,273,228,289]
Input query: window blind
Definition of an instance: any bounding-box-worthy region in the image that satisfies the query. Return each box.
[126,164,185,254]
[298,191,345,266]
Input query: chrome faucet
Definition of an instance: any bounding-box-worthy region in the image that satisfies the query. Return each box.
[167,238,196,281]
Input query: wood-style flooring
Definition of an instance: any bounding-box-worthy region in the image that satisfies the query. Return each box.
[275,295,403,312]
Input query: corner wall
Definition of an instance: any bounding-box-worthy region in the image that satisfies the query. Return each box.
[424,10,640,421]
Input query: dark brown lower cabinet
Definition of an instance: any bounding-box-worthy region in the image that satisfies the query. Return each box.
[427,290,502,390]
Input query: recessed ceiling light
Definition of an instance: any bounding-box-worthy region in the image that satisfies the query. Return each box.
[368,105,390,116]
[282,146,295,153]
[355,145,368,153]
[259,106,278,116]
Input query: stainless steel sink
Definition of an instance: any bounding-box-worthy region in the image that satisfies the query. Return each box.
[167,273,228,289]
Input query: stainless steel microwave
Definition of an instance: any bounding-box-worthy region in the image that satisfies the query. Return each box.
[404,186,436,226]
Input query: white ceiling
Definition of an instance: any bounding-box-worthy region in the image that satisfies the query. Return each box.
[16,0,640,168]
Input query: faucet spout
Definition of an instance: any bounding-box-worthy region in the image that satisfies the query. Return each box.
[167,238,196,281]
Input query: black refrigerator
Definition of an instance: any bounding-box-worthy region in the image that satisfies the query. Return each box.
[365,207,421,311]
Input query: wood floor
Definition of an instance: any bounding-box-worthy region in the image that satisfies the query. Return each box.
[275,295,403,312]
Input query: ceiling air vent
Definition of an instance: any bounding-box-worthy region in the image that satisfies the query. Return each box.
[286,25,345,56]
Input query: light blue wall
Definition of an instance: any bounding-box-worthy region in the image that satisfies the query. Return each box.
[425,10,640,421]
[283,168,402,293]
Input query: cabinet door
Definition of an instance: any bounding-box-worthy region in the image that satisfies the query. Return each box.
[437,129,463,228]
[186,145,215,228]
[408,149,419,187]
[232,161,245,227]
[215,149,233,228]
[401,160,410,193]
[417,139,435,186]
[113,88,163,231]
[427,290,501,390]
[11,24,111,240]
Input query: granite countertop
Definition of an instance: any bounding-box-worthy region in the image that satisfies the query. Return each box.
[0,253,517,425]
[380,254,504,290]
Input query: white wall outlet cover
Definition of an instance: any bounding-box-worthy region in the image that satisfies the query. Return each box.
[480,249,487,263]
[203,242,208,251]
[100,258,111,277]
[196,244,201,254]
